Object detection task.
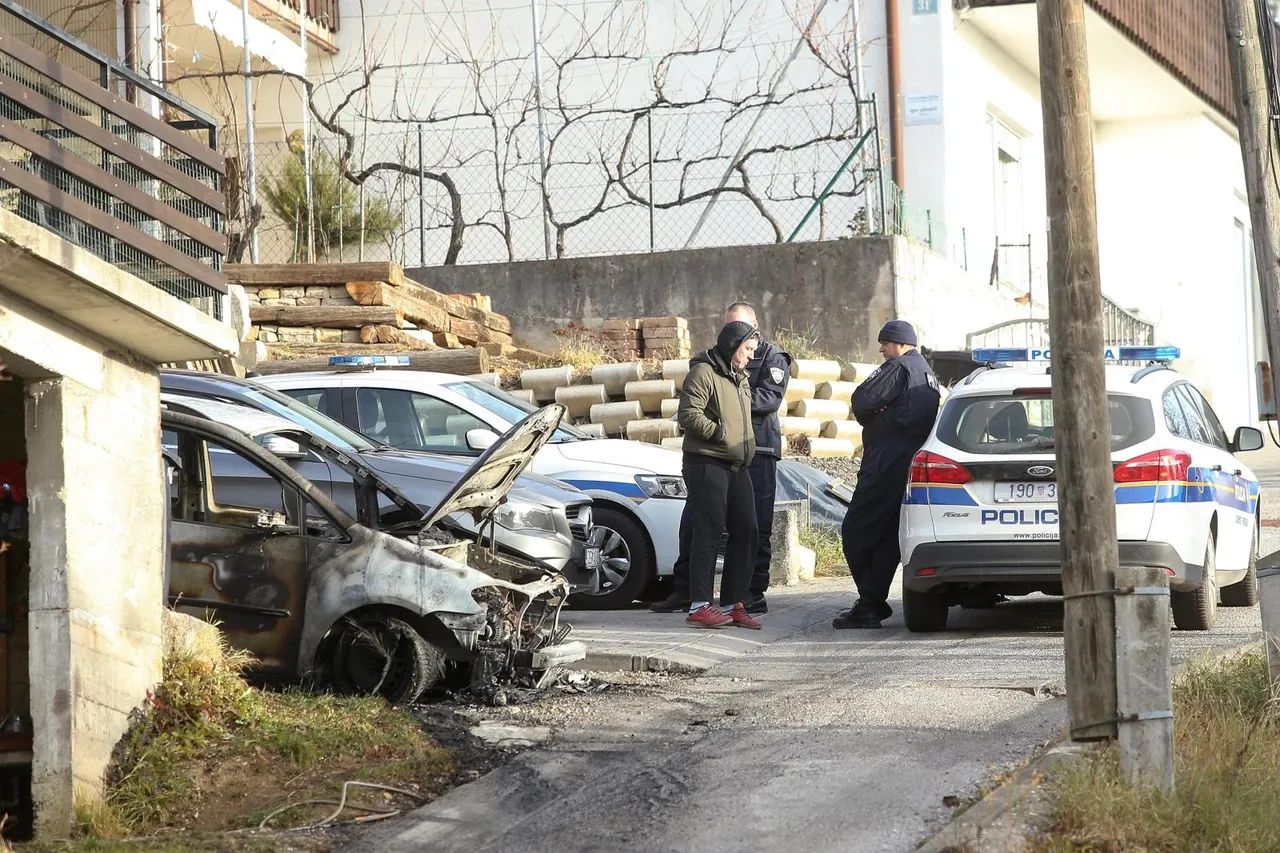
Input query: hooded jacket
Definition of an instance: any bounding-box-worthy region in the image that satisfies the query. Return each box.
[677,324,756,469]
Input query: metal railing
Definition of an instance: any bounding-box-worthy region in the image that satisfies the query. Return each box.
[966,294,1155,352]
[278,0,339,32]
[0,0,227,318]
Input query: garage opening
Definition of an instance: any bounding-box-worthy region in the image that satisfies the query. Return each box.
[0,370,33,840]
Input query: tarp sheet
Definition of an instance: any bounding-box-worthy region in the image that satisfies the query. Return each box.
[776,459,851,529]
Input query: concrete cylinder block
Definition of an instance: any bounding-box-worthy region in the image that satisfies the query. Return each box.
[820,420,862,441]
[468,372,502,387]
[662,359,692,384]
[508,388,537,404]
[578,423,605,437]
[592,361,644,396]
[555,384,608,419]
[842,362,879,383]
[626,418,679,443]
[794,399,850,420]
[624,379,677,413]
[590,401,644,434]
[785,379,816,406]
[780,417,822,438]
[661,437,685,450]
[791,359,842,383]
[521,365,574,402]
[660,398,680,419]
[807,438,858,458]
[816,381,859,402]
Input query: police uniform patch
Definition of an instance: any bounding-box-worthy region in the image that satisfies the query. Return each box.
[770,367,785,384]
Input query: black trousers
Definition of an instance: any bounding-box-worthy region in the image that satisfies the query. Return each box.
[839,443,916,608]
[671,452,777,600]
[683,454,757,606]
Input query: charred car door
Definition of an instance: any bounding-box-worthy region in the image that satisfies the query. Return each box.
[167,424,314,677]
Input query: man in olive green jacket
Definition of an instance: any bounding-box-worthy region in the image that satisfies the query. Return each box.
[676,320,762,630]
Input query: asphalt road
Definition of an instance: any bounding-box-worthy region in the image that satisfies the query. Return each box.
[346,525,1269,853]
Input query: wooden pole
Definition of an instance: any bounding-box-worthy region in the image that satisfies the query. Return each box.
[1114,566,1175,791]
[1223,0,1280,444]
[1036,0,1119,742]
[1222,0,1280,695]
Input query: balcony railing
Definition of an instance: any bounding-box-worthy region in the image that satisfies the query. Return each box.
[278,0,339,33]
[0,0,227,319]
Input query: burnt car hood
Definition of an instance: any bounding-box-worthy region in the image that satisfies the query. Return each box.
[419,403,567,528]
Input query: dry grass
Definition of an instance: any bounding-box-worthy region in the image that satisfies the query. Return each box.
[1031,649,1280,853]
[800,522,846,578]
[17,628,454,850]
[536,322,615,377]
[774,326,833,362]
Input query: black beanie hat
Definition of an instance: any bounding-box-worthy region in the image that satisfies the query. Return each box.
[877,319,918,346]
[715,320,759,362]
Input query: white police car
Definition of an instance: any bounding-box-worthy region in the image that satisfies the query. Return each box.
[900,345,1264,633]
[253,358,689,610]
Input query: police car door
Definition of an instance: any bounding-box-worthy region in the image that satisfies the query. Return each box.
[1171,383,1252,569]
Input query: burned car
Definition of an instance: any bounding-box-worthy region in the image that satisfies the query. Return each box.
[161,402,587,704]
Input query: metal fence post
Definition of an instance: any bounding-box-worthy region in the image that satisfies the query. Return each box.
[418,123,427,267]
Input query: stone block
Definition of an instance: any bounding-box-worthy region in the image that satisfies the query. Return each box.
[602,318,639,331]
[295,296,323,306]
[770,509,801,587]
[277,327,317,343]
[342,329,364,343]
[315,328,344,343]
[640,316,688,330]
[305,286,328,297]
[226,284,252,343]
[239,340,267,370]
[280,286,307,298]
[257,287,281,299]
[260,297,296,307]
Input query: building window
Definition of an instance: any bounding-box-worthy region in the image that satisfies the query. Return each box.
[990,115,1028,293]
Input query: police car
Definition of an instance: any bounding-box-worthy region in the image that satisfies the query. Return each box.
[900,345,1265,633]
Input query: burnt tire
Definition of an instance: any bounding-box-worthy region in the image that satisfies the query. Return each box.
[569,507,654,610]
[1222,524,1260,608]
[1172,533,1218,631]
[903,588,949,633]
[327,614,444,704]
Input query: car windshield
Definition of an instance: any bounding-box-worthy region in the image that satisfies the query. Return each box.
[183,382,381,452]
[443,381,588,443]
[936,391,1155,455]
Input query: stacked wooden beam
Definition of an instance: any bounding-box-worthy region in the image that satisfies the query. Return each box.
[226,262,551,366]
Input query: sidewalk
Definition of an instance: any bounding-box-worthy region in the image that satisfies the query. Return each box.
[565,578,851,673]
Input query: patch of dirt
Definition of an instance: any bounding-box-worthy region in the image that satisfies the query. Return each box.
[792,455,860,487]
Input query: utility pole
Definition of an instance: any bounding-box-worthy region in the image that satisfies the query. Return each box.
[1222,0,1280,690]
[1036,0,1118,743]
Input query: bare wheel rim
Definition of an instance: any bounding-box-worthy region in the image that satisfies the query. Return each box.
[583,525,632,596]
[334,617,416,697]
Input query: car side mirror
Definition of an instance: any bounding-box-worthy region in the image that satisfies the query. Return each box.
[466,428,500,452]
[262,434,306,460]
[1232,426,1265,453]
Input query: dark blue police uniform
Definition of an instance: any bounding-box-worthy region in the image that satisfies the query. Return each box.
[836,321,939,629]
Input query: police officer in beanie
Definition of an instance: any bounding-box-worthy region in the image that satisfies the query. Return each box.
[676,319,764,630]
[650,302,790,614]
[834,319,940,629]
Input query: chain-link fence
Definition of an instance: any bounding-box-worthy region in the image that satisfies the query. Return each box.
[235,93,946,267]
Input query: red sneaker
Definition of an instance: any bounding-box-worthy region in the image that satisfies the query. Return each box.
[686,605,732,629]
[727,602,762,630]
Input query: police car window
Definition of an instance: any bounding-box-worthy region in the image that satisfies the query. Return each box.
[1162,390,1192,439]
[938,392,1153,454]
[1174,384,1228,450]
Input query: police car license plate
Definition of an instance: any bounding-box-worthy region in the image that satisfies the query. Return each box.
[994,482,1057,503]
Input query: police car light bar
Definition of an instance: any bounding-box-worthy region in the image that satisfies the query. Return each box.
[328,355,411,367]
[970,346,1180,364]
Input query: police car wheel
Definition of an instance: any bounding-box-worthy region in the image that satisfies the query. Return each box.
[903,588,949,632]
[1221,523,1260,608]
[1172,533,1218,631]
[567,508,653,610]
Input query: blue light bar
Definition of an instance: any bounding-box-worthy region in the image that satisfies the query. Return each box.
[971,346,1180,364]
[328,355,411,367]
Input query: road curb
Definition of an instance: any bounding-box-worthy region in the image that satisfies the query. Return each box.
[914,742,1092,853]
[577,652,706,674]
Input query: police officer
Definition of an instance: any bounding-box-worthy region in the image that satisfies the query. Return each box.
[834,320,939,629]
[651,302,791,614]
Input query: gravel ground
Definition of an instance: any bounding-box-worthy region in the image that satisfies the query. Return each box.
[786,455,860,487]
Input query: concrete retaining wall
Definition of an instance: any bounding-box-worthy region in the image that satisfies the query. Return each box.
[408,237,898,357]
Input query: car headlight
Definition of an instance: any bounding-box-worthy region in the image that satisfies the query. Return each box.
[493,502,560,534]
[635,475,687,499]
